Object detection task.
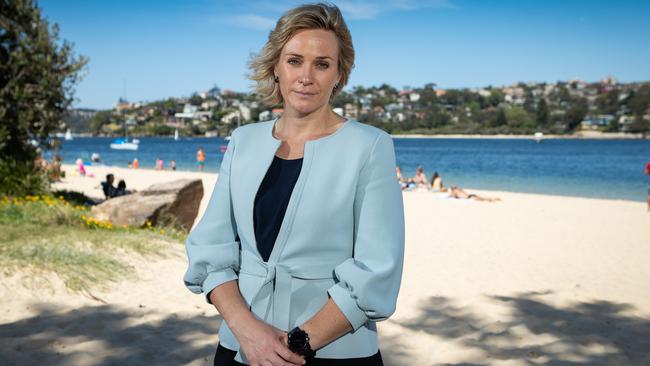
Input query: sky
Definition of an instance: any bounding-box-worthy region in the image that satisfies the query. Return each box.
[38,0,650,110]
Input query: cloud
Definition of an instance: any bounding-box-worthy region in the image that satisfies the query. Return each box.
[337,0,457,20]
[216,14,276,30]
[218,0,458,26]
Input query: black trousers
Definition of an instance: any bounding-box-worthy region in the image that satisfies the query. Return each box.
[214,343,384,366]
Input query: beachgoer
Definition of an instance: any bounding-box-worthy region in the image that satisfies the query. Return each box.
[76,158,87,176]
[115,180,132,196]
[196,147,206,171]
[132,158,139,169]
[155,157,164,170]
[128,161,133,169]
[449,186,500,202]
[431,172,448,192]
[170,159,176,171]
[101,174,117,199]
[412,165,429,189]
[396,166,415,190]
[50,155,63,181]
[91,152,101,163]
[184,5,404,365]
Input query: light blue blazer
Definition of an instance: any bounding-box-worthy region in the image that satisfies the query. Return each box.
[183,118,405,364]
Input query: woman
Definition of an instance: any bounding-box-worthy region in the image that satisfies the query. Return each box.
[449,186,500,202]
[184,4,404,366]
[412,166,429,189]
[431,172,447,192]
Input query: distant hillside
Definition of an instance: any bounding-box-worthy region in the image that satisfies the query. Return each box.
[63,108,97,133]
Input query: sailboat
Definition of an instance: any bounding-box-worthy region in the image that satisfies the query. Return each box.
[174,128,179,141]
[110,119,139,150]
[110,138,139,150]
[64,129,73,141]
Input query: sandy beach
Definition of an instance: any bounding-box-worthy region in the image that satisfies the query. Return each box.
[2,164,649,365]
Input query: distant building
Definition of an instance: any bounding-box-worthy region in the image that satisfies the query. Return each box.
[258,110,272,122]
[344,103,358,119]
[174,104,198,119]
[115,98,132,112]
[601,75,618,86]
[239,104,251,121]
[580,115,614,130]
[271,108,283,119]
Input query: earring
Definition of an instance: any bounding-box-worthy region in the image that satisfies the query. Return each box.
[274,75,279,83]
[333,83,339,90]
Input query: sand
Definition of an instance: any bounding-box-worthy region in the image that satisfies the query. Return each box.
[1,164,649,365]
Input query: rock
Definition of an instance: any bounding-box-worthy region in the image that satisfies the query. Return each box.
[91,179,203,230]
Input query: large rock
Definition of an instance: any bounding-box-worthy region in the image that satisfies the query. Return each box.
[92,179,203,230]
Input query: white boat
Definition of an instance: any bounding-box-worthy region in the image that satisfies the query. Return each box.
[64,129,73,140]
[174,128,179,141]
[534,132,544,143]
[110,138,139,150]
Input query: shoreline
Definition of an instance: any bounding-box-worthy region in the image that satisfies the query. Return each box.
[65,131,647,140]
[392,132,646,139]
[55,164,645,204]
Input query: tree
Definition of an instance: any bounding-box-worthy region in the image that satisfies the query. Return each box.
[0,0,87,194]
[628,85,650,118]
[565,97,589,131]
[505,106,534,130]
[596,89,619,115]
[536,98,549,127]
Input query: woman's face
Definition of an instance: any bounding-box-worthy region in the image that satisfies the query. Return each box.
[275,29,340,116]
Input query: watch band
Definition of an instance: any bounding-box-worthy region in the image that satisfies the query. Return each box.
[287,326,316,361]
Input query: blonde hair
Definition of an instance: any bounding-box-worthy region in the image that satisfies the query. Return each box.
[248,3,355,106]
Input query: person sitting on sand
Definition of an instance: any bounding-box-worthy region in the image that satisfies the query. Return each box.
[50,155,63,181]
[395,166,415,190]
[101,174,117,199]
[431,172,448,192]
[449,186,500,202]
[412,166,429,189]
[115,180,132,196]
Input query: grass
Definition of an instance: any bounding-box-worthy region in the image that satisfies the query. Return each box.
[0,194,188,293]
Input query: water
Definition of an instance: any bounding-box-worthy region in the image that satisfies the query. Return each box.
[53,136,650,202]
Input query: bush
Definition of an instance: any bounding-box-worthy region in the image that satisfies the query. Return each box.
[0,159,49,196]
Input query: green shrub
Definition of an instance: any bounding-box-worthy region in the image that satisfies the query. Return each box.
[0,159,49,196]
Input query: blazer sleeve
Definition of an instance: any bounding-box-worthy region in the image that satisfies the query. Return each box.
[327,131,405,331]
[183,129,241,304]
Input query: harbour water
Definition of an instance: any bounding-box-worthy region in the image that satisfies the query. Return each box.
[54,136,650,202]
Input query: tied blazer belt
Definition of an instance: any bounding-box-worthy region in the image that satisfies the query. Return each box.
[238,249,338,331]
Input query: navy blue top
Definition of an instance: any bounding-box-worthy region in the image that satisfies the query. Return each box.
[253,155,303,262]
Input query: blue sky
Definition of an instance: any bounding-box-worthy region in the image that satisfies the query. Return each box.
[39,0,650,109]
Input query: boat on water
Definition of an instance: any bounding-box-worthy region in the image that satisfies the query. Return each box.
[64,129,73,141]
[110,138,139,150]
[174,128,179,141]
[534,132,544,143]
[111,117,139,150]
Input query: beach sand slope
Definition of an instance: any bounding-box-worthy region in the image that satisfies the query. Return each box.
[2,165,649,365]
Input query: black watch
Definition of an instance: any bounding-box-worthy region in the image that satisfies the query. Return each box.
[287,326,316,361]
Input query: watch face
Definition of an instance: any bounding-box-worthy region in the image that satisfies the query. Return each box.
[289,329,307,346]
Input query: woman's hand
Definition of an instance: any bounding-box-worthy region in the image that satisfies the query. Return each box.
[230,314,306,366]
